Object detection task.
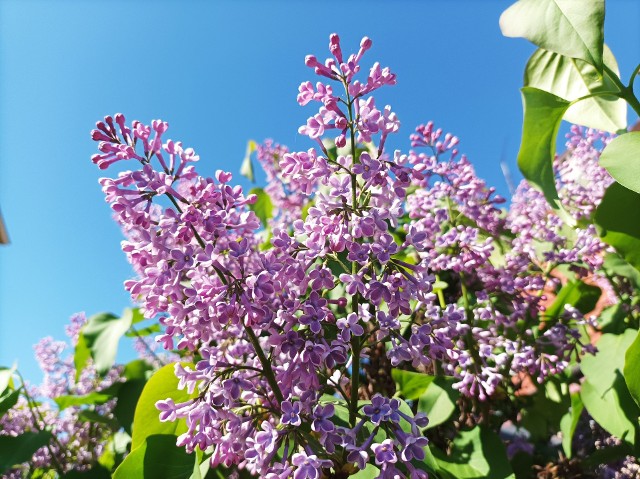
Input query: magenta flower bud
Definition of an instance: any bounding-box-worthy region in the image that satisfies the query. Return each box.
[91,129,111,142]
[152,119,169,134]
[329,33,343,64]
[215,170,233,183]
[360,36,372,50]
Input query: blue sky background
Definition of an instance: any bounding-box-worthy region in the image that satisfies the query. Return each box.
[1,0,639,380]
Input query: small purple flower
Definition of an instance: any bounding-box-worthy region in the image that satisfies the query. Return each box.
[311,403,335,433]
[399,434,429,462]
[156,398,177,422]
[170,246,195,270]
[291,452,330,479]
[280,400,302,427]
[372,439,397,465]
[353,152,382,180]
[336,313,365,342]
[371,233,398,263]
[363,394,392,424]
[309,267,334,290]
[222,376,253,401]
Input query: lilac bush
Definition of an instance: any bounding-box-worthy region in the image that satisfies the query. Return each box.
[3,1,640,477]
[82,34,631,478]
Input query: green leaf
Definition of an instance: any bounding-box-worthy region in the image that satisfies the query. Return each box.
[114,434,195,479]
[543,280,601,321]
[131,362,193,450]
[351,464,381,478]
[418,376,459,429]
[603,253,640,291]
[78,410,119,429]
[125,324,161,337]
[114,360,154,435]
[127,307,146,325]
[240,140,257,183]
[432,427,515,479]
[599,304,630,335]
[520,380,570,441]
[81,311,134,375]
[0,389,20,417]
[248,187,274,228]
[74,332,91,382]
[391,369,435,400]
[500,0,604,71]
[580,376,639,444]
[559,393,584,458]
[62,465,111,478]
[599,132,640,193]
[581,330,640,443]
[581,331,637,396]
[595,182,640,271]
[55,391,115,410]
[0,364,16,395]
[624,330,640,408]
[517,87,570,213]
[0,431,53,472]
[524,45,626,132]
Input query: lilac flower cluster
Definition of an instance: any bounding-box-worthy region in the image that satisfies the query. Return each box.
[1,314,120,477]
[90,35,613,478]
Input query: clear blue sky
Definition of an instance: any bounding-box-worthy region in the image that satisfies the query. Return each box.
[1,0,639,380]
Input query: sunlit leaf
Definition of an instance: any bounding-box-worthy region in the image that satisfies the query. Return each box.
[114,434,194,479]
[131,362,193,450]
[595,182,640,271]
[391,369,434,400]
[623,330,640,408]
[517,87,570,214]
[599,132,640,193]
[248,187,274,228]
[524,45,625,132]
[500,0,604,71]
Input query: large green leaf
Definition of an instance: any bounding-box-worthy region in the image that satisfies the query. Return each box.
[624,330,640,408]
[62,466,111,478]
[78,310,134,376]
[500,0,604,71]
[517,87,570,212]
[599,132,640,193]
[581,330,637,395]
[543,280,601,321]
[603,253,640,291]
[392,369,435,400]
[74,332,91,382]
[114,434,195,479]
[351,464,381,478]
[0,389,20,417]
[520,380,570,442]
[114,360,154,435]
[559,393,584,458]
[0,431,53,472]
[581,330,640,443]
[524,45,626,132]
[131,362,193,450]
[55,391,115,410]
[417,376,459,429]
[595,182,640,271]
[248,187,274,228]
[581,376,639,444]
[432,427,515,479]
